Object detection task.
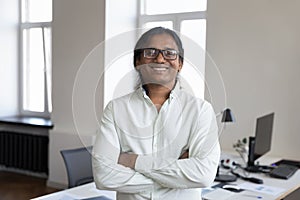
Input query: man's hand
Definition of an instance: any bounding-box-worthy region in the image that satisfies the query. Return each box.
[118,153,138,169]
[179,150,189,159]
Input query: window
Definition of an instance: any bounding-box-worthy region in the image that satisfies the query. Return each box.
[143,0,206,14]
[20,0,52,116]
[139,0,207,99]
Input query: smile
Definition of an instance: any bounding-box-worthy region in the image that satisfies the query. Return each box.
[151,67,168,71]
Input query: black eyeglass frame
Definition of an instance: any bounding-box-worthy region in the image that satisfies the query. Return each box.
[136,48,181,60]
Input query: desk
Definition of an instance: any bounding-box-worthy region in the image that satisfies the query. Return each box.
[203,154,300,200]
[203,169,300,200]
[31,182,116,200]
[33,155,299,200]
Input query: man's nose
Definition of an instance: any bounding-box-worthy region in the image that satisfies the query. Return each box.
[155,52,166,63]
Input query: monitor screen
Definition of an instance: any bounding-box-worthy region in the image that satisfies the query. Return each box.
[253,112,275,161]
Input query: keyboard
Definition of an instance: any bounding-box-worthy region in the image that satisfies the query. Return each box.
[273,159,300,168]
[269,164,298,179]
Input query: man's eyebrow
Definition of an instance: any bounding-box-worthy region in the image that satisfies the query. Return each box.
[145,47,178,50]
[166,48,178,50]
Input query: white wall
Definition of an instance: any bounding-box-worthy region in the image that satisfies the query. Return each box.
[206,0,300,160]
[48,0,105,188]
[0,0,18,117]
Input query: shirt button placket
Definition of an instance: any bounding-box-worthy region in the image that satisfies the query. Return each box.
[153,112,160,156]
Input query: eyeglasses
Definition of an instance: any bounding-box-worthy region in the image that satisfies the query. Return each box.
[140,48,179,60]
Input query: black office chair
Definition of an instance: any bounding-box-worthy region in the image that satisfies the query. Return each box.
[60,146,94,188]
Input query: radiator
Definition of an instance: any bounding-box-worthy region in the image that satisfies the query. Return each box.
[0,131,48,174]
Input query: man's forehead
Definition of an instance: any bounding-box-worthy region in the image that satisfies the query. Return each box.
[144,33,178,49]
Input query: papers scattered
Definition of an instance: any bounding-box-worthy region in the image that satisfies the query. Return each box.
[202,188,235,200]
[56,194,79,200]
[56,195,112,200]
[238,182,286,196]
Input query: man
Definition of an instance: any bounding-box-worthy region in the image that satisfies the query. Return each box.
[92,27,220,200]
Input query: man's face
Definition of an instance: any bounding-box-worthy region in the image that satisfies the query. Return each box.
[135,33,183,89]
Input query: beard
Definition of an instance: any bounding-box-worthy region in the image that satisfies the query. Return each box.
[137,63,179,89]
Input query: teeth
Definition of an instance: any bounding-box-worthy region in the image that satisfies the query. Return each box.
[152,67,167,71]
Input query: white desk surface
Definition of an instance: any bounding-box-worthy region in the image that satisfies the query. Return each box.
[31,182,116,200]
[205,153,300,200]
[33,154,299,200]
[205,170,300,200]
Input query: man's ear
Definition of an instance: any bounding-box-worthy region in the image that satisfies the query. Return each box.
[135,60,141,71]
[178,61,183,72]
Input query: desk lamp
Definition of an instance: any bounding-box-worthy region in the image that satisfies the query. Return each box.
[215,108,237,182]
[221,108,235,123]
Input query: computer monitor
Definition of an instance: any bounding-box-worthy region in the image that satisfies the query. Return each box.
[247,112,275,172]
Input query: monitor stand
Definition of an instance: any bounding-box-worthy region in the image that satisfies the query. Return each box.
[246,164,274,173]
[246,136,273,173]
[246,137,259,172]
[246,165,263,173]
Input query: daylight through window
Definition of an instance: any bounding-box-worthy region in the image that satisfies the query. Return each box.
[20,0,52,116]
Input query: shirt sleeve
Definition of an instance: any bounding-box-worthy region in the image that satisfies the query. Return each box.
[92,101,154,194]
[134,101,220,189]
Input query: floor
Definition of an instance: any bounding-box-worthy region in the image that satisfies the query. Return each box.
[0,171,61,200]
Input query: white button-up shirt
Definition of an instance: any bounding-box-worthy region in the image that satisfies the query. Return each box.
[92,82,220,200]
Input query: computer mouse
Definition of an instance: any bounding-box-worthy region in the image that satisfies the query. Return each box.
[222,184,241,192]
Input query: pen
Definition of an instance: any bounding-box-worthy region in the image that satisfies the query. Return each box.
[242,194,263,199]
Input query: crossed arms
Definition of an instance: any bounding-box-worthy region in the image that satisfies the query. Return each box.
[92,101,220,193]
[118,150,189,169]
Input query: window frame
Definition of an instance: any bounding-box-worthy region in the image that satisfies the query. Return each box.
[19,0,52,118]
[138,1,207,32]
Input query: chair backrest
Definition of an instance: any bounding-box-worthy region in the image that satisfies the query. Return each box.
[60,146,94,188]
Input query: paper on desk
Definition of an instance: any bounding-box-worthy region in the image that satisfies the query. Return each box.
[58,194,113,200]
[238,182,286,196]
[64,184,115,200]
[57,194,80,200]
[202,188,235,200]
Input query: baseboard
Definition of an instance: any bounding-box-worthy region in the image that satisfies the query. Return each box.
[0,165,47,178]
[46,179,67,190]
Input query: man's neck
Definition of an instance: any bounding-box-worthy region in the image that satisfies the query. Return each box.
[144,82,175,105]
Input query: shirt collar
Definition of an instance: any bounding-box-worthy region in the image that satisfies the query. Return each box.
[169,80,182,100]
[137,80,183,102]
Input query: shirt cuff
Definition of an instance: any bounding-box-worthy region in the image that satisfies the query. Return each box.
[135,154,153,173]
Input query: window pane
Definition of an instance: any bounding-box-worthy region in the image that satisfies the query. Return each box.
[180,62,205,99]
[44,27,52,112]
[22,0,52,22]
[23,28,45,112]
[181,19,206,49]
[144,21,173,30]
[181,19,207,99]
[144,0,206,15]
[104,53,135,107]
